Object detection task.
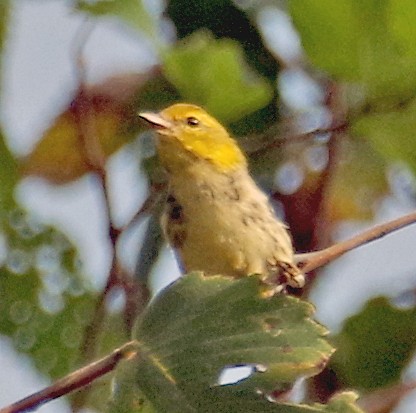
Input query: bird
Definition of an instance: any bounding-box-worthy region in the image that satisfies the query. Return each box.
[139,103,304,293]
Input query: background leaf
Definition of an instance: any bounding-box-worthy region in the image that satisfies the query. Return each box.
[163,31,273,124]
[289,0,416,102]
[166,0,278,81]
[331,297,416,390]
[325,138,388,221]
[22,74,147,184]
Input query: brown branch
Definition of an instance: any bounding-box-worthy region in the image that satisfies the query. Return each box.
[299,83,347,299]
[247,121,348,157]
[297,211,416,274]
[71,20,126,410]
[310,82,346,250]
[121,182,166,233]
[72,20,120,247]
[358,380,416,413]
[0,342,138,413]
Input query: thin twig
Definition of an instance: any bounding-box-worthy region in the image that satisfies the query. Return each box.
[358,380,416,413]
[246,122,348,157]
[0,342,138,413]
[72,20,120,247]
[301,83,347,298]
[121,182,166,233]
[310,82,346,250]
[296,211,416,274]
[71,20,126,410]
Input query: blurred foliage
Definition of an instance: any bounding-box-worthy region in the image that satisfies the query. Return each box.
[166,0,280,134]
[0,207,95,379]
[0,132,97,385]
[289,0,416,102]
[332,297,416,390]
[289,0,416,177]
[163,31,273,123]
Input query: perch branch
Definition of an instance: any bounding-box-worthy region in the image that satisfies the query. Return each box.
[358,380,416,413]
[297,211,416,273]
[0,342,138,413]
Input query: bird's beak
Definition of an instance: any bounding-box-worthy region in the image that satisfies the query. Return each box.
[139,112,173,131]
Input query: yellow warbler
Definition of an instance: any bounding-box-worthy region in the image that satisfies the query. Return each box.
[139,104,304,292]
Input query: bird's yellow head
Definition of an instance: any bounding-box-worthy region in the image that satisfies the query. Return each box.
[139,104,247,173]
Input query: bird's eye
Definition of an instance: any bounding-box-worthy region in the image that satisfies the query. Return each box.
[186,116,199,127]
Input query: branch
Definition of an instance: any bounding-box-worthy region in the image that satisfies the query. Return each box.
[70,20,132,409]
[358,380,416,413]
[0,342,138,413]
[297,211,416,274]
[121,182,166,233]
[247,121,348,157]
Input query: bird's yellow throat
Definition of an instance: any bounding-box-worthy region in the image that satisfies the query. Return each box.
[139,103,247,173]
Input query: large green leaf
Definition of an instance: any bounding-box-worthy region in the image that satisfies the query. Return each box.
[389,0,416,56]
[111,273,363,412]
[110,272,362,412]
[112,364,363,413]
[332,297,416,390]
[163,31,273,124]
[289,0,416,102]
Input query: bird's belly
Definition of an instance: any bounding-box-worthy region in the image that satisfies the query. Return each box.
[165,200,288,277]
[181,216,251,276]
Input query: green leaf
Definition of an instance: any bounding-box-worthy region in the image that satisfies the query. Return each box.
[76,0,158,40]
[165,0,279,81]
[332,297,416,390]
[116,273,343,412]
[112,273,363,411]
[163,31,273,123]
[353,99,416,174]
[112,365,363,413]
[289,0,360,79]
[289,0,416,101]
[388,0,416,56]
